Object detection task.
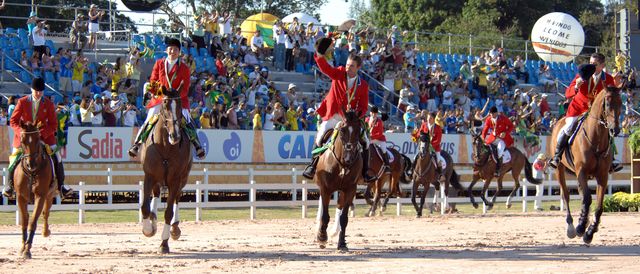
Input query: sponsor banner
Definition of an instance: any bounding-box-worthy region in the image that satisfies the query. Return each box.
[262,131,316,163]
[194,130,254,163]
[63,127,133,162]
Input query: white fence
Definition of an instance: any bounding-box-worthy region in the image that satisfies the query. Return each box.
[0,167,632,225]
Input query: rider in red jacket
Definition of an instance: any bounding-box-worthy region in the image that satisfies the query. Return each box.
[481,106,514,176]
[303,38,374,182]
[549,53,622,172]
[3,78,73,198]
[366,106,392,172]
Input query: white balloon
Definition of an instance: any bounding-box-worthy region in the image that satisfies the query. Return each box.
[531,12,585,63]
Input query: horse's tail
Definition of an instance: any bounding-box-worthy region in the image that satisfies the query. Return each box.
[449,169,464,192]
[524,159,542,185]
[400,154,412,184]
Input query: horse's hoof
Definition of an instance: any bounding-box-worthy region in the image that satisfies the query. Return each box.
[583,232,594,244]
[506,203,512,209]
[170,224,181,241]
[142,219,157,237]
[317,231,328,243]
[486,203,494,211]
[337,244,349,252]
[366,211,374,217]
[42,228,51,238]
[22,250,32,259]
[567,224,577,239]
[472,203,479,209]
[159,243,170,254]
[576,224,586,237]
[415,214,422,219]
[318,242,326,249]
[381,206,387,212]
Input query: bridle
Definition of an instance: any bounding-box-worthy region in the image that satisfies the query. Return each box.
[330,121,361,170]
[584,90,620,156]
[20,130,46,176]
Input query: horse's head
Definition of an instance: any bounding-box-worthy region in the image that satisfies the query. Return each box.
[470,130,488,165]
[334,109,362,166]
[418,131,430,158]
[19,120,43,171]
[603,86,623,136]
[160,89,183,145]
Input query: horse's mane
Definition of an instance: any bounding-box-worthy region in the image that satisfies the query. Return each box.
[590,86,619,116]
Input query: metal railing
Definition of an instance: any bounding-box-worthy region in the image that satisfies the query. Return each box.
[1,166,631,224]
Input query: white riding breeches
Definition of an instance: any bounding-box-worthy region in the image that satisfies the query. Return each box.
[558,116,577,142]
[491,138,506,159]
[144,104,192,124]
[315,114,342,146]
[371,139,394,162]
[434,151,446,170]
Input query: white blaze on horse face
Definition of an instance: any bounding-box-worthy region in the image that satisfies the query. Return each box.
[348,126,353,136]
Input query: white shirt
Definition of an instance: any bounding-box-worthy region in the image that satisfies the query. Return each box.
[347,75,357,90]
[251,36,264,48]
[246,88,256,106]
[123,109,137,127]
[166,57,178,73]
[284,36,294,49]
[91,103,103,125]
[263,113,274,130]
[32,26,47,46]
[218,18,231,35]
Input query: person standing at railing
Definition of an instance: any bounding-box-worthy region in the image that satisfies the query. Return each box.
[87,4,105,50]
[32,20,48,60]
[26,11,37,46]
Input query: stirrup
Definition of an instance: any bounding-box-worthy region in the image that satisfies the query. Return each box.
[2,186,13,198]
[609,162,623,173]
[128,144,140,158]
[59,185,74,199]
[362,173,377,182]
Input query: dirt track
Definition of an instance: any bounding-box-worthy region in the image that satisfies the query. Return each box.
[1,213,639,273]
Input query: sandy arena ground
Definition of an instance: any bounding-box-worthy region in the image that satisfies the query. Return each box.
[1,212,640,273]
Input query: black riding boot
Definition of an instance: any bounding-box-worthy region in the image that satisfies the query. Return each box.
[494,158,502,177]
[382,151,391,173]
[303,144,320,179]
[491,147,502,176]
[128,120,149,158]
[549,133,570,169]
[362,148,377,182]
[1,158,20,198]
[51,154,73,198]
[185,120,206,159]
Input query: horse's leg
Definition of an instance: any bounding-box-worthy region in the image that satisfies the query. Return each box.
[430,183,439,213]
[336,188,356,251]
[368,180,381,217]
[504,174,518,209]
[575,171,591,238]
[420,183,428,215]
[141,177,157,237]
[442,180,450,213]
[170,184,184,241]
[42,192,55,238]
[468,174,480,208]
[316,189,331,249]
[489,178,502,210]
[381,177,395,213]
[17,194,29,257]
[411,179,421,217]
[24,195,46,259]
[584,176,607,244]
[480,178,493,210]
[557,165,575,239]
[159,185,179,254]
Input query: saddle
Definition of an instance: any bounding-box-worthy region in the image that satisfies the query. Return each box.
[372,144,393,163]
[564,114,588,171]
[311,129,335,156]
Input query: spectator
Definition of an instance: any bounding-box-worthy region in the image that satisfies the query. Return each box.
[200,110,212,129]
[226,101,239,129]
[263,105,274,130]
[306,108,318,131]
[122,102,138,127]
[79,98,92,126]
[253,107,263,130]
[537,63,555,92]
[285,103,298,131]
[32,20,48,58]
[26,11,37,45]
[71,51,87,92]
[251,30,264,60]
[87,4,105,50]
[218,10,233,37]
[403,106,417,133]
[70,14,87,50]
[237,102,249,129]
[90,95,103,126]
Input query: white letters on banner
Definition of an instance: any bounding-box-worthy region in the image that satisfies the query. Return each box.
[63,127,133,162]
[194,130,254,163]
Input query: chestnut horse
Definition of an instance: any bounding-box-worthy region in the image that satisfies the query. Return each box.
[314,110,362,251]
[468,131,541,210]
[549,86,622,244]
[410,142,463,217]
[14,121,57,259]
[363,146,412,217]
[139,89,193,254]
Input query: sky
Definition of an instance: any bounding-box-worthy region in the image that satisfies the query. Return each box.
[113,0,369,33]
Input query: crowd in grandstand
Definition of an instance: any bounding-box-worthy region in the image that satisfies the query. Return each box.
[1,9,639,139]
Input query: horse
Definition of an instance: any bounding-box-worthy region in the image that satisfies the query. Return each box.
[314,109,362,251]
[139,89,193,254]
[363,146,412,217]
[14,121,57,259]
[410,140,464,217]
[468,131,541,210]
[549,86,622,244]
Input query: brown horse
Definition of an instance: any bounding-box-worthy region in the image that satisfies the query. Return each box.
[314,110,362,251]
[410,141,464,217]
[139,89,193,254]
[14,121,57,259]
[550,86,622,244]
[468,131,541,210]
[363,146,412,217]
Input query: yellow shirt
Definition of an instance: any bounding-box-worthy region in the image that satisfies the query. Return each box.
[199,116,211,129]
[286,109,298,131]
[615,54,626,72]
[72,62,85,82]
[111,69,125,91]
[253,113,262,130]
[205,19,217,33]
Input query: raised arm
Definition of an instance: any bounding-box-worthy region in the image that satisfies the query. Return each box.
[314,54,342,81]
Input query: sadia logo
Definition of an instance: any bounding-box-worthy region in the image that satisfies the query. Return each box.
[223,132,241,160]
[194,131,209,158]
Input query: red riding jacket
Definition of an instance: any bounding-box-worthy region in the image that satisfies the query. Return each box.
[420,121,443,152]
[314,54,368,121]
[147,58,191,110]
[366,116,385,142]
[10,95,58,147]
[482,114,514,147]
[565,71,615,117]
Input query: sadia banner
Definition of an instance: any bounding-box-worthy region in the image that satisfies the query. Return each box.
[62,127,134,162]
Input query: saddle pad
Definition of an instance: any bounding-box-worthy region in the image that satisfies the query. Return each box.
[502,150,511,163]
[312,129,339,157]
[567,114,587,146]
